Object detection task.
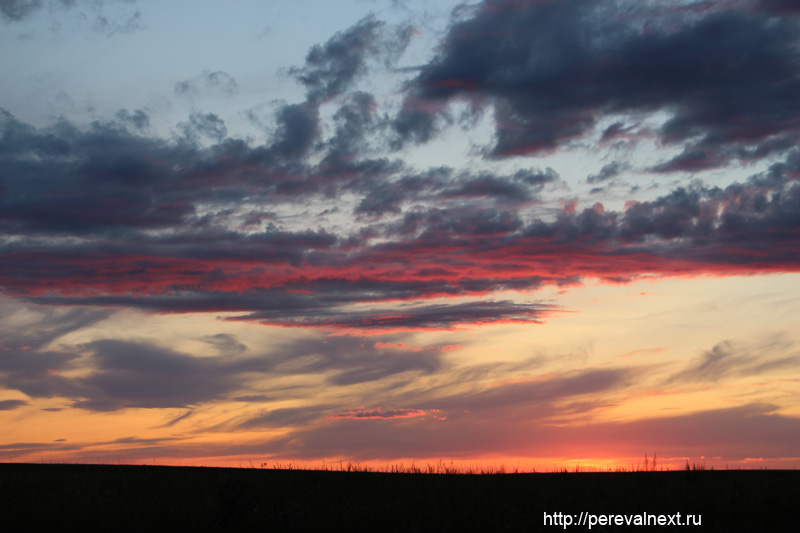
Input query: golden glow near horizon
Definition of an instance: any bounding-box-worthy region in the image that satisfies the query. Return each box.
[3,274,799,470]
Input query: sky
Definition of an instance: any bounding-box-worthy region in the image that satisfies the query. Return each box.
[1,0,799,470]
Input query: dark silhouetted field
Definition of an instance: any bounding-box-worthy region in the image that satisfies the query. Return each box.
[1,463,795,531]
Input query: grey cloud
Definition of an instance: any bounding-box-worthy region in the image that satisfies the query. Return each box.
[324,91,382,158]
[669,338,800,383]
[2,142,798,330]
[1,1,145,37]
[199,333,247,355]
[91,6,143,36]
[0,326,449,411]
[289,16,411,102]
[237,300,554,332]
[0,328,270,411]
[0,299,112,351]
[270,102,319,159]
[354,184,406,217]
[390,104,450,149]
[0,0,42,21]
[439,168,559,204]
[587,161,628,184]
[69,339,272,411]
[162,409,194,427]
[232,394,273,403]
[0,301,112,399]
[266,335,442,386]
[0,399,29,410]
[114,109,150,131]
[180,111,228,143]
[0,109,196,235]
[2,11,800,333]
[174,71,238,98]
[432,367,640,413]
[235,405,333,430]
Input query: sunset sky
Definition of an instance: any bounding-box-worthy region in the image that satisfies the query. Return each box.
[2,0,799,470]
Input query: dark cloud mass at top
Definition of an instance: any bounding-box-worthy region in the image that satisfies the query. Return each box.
[402,0,800,165]
[1,0,800,333]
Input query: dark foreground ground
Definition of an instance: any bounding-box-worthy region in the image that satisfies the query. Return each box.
[1,463,796,531]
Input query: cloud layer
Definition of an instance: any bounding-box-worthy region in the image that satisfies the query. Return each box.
[2,0,800,467]
[2,2,799,332]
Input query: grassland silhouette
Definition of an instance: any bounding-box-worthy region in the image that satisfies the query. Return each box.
[1,457,796,530]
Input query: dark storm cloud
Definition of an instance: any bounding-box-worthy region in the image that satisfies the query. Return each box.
[397,0,800,167]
